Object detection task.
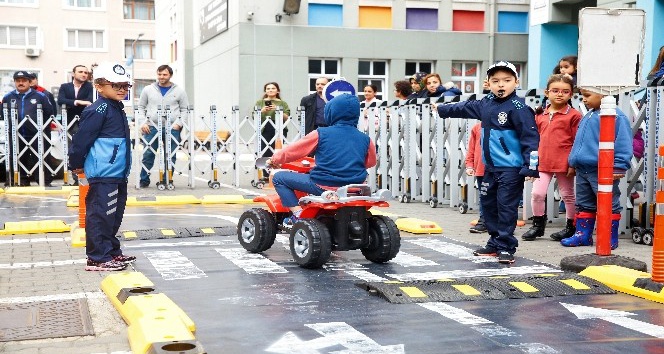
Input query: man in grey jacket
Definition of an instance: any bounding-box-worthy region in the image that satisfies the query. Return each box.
[137,64,189,188]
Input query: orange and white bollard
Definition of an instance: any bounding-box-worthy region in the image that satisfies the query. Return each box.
[596,96,616,256]
[78,173,89,228]
[652,146,664,283]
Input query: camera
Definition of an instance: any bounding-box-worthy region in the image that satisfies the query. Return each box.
[264,100,272,106]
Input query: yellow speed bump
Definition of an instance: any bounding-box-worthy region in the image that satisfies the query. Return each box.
[395,218,442,234]
[69,221,86,248]
[128,314,202,354]
[200,195,257,204]
[4,185,78,194]
[127,195,201,206]
[124,293,195,332]
[67,190,79,207]
[0,220,70,235]
[580,265,664,304]
[101,272,156,312]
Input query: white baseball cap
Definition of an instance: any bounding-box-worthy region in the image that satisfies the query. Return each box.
[486,61,518,79]
[93,62,132,83]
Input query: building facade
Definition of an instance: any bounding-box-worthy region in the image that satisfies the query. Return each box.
[0,0,156,113]
[158,0,532,117]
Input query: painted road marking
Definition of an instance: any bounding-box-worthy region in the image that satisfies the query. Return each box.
[0,291,104,304]
[406,238,496,263]
[266,322,405,354]
[388,265,562,281]
[143,250,207,280]
[390,251,439,267]
[345,270,389,282]
[419,303,559,353]
[0,259,86,269]
[0,236,70,244]
[562,302,664,339]
[215,248,288,274]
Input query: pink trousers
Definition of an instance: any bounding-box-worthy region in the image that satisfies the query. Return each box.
[531,171,575,219]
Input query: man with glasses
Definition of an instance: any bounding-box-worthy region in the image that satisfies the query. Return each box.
[137,64,190,188]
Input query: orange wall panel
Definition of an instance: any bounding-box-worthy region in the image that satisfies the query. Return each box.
[359,6,392,29]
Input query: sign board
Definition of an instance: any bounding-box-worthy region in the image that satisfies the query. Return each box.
[529,0,550,26]
[199,0,228,44]
[577,8,645,95]
[322,79,356,102]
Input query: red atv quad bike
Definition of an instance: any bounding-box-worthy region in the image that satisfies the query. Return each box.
[237,157,401,268]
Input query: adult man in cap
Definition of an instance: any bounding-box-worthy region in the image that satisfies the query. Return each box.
[300,77,329,135]
[0,71,55,186]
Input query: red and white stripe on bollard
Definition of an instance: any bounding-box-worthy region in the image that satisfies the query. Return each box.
[596,95,617,256]
[653,146,664,283]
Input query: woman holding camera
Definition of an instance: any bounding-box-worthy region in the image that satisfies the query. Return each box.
[254,82,291,175]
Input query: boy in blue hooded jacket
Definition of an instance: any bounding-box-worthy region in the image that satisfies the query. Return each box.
[267,94,377,225]
[434,61,540,264]
[560,89,632,249]
[69,62,135,271]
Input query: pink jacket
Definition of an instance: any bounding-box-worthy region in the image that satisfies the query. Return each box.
[535,105,582,172]
[465,122,485,177]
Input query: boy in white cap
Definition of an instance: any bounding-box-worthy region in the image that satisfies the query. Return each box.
[69,62,134,271]
[434,61,540,264]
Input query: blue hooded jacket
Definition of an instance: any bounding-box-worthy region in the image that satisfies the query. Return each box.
[309,94,370,187]
[568,108,632,173]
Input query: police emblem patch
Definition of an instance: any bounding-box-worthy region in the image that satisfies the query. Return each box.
[497,112,508,125]
[113,65,126,75]
[30,99,37,104]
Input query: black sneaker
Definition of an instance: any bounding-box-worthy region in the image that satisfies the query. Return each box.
[85,259,127,271]
[139,180,150,188]
[469,222,487,233]
[473,246,498,256]
[497,251,515,264]
[113,254,136,264]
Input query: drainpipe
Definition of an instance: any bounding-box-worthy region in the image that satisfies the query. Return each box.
[488,0,496,65]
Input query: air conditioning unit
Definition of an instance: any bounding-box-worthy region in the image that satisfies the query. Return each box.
[25,48,41,57]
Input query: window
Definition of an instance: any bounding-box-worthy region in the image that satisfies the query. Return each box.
[124,39,154,59]
[132,78,152,104]
[497,11,528,33]
[451,62,480,94]
[0,25,37,47]
[67,29,104,50]
[308,59,339,92]
[405,62,433,78]
[452,10,484,32]
[406,8,437,30]
[0,0,37,5]
[170,40,177,62]
[359,6,391,29]
[1,70,19,98]
[65,0,103,9]
[308,4,342,27]
[358,60,387,100]
[123,0,154,20]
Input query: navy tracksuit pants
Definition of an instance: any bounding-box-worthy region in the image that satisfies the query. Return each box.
[85,182,128,262]
[480,169,524,254]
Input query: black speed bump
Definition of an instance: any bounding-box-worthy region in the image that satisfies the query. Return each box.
[357,273,616,304]
[120,226,235,241]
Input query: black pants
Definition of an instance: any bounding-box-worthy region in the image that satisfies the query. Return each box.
[85,181,128,262]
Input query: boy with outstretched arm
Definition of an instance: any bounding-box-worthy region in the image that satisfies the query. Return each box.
[69,62,134,271]
[433,61,540,264]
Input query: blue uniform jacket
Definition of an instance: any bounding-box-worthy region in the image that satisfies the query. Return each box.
[436,91,539,177]
[68,97,131,182]
[568,108,632,173]
[1,88,54,136]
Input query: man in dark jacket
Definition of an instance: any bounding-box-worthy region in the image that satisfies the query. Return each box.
[0,71,55,186]
[57,65,93,130]
[299,77,329,135]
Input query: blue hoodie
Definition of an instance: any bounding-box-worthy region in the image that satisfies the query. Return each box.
[568,108,632,173]
[309,94,370,187]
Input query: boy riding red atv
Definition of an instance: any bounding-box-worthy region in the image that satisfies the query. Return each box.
[237,93,400,268]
